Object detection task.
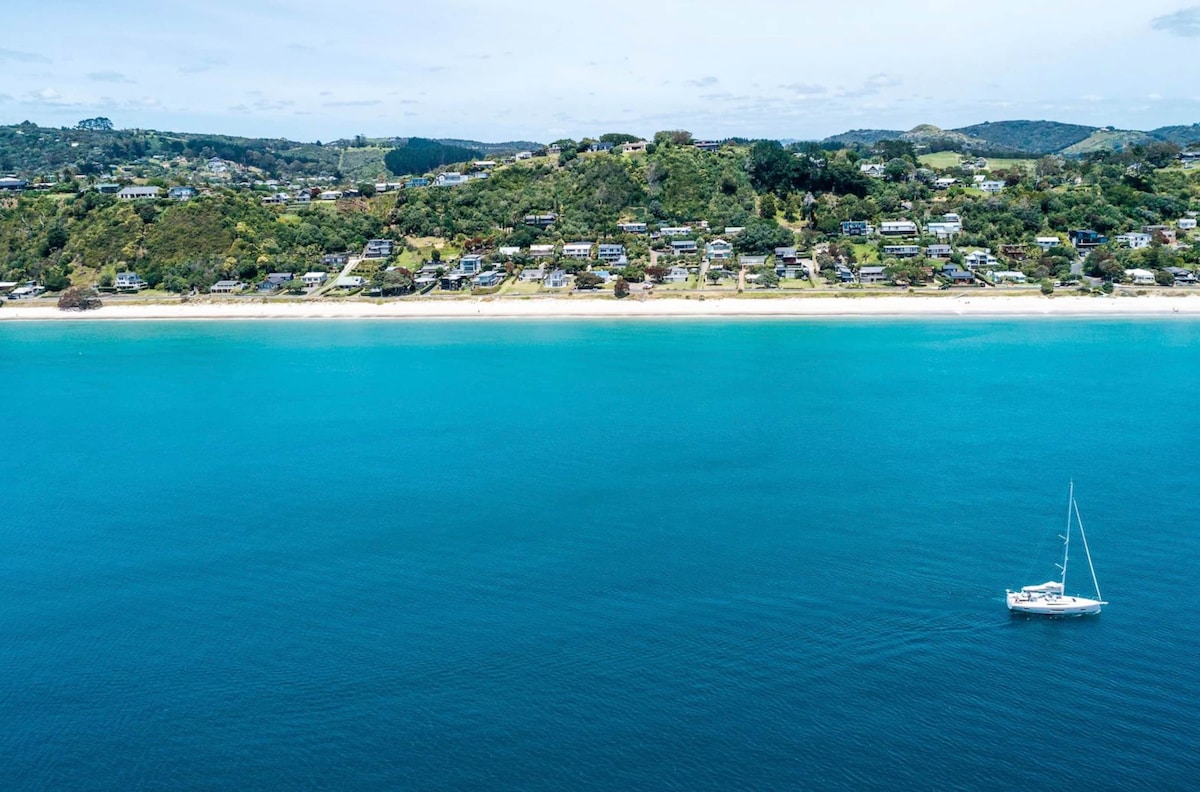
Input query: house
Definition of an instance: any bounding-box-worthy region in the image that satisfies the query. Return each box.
[206,157,228,173]
[167,186,196,201]
[0,176,28,192]
[663,266,690,283]
[257,272,294,292]
[841,220,874,237]
[693,140,721,151]
[670,240,698,254]
[926,221,961,238]
[618,222,647,233]
[1178,218,1198,231]
[860,163,886,178]
[933,177,958,190]
[524,213,556,226]
[301,271,329,288]
[587,143,613,153]
[334,275,365,289]
[1116,232,1151,250]
[705,239,733,260]
[114,272,148,291]
[776,258,808,279]
[774,247,798,265]
[620,140,649,153]
[209,280,247,294]
[95,183,121,194]
[6,282,46,299]
[964,250,999,269]
[724,226,745,236]
[318,190,342,201]
[738,255,767,268]
[859,266,887,284]
[291,191,311,206]
[883,245,920,258]
[835,264,855,283]
[880,220,918,236]
[405,177,430,188]
[545,269,569,288]
[597,243,626,262]
[942,267,976,286]
[1069,229,1107,248]
[993,270,1027,284]
[1167,266,1196,284]
[434,172,469,187]
[322,253,350,267]
[1125,268,1156,285]
[514,151,533,160]
[364,239,394,258]
[439,273,469,290]
[261,193,291,205]
[979,180,1005,194]
[519,265,546,282]
[116,186,162,201]
[458,254,484,274]
[472,160,497,169]
[563,242,594,259]
[529,244,555,258]
[1143,225,1177,244]
[473,270,503,288]
[659,226,692,237]
[925,244,953,259]
[1035,236,1061,251]
[498,246,522,257]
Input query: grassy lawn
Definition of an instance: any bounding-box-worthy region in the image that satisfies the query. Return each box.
[918,152,961,169]
[852,243,879,263]
[501,280,542,295]
[986,158,1035,173]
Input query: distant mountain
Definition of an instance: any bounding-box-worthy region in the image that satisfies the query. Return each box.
[821,119,1200,156]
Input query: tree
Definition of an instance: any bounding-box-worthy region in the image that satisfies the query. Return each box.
[574,271,603,290]
[373,267,414,295]
[76,117,114,132]
[1155,268,1175,286]
[759,194,777,219]
[57,286,102,310]
[733,219,793,255]
[357,183,376,198]
[646,264,670,283]
[614,277,631,298]
[884,158,914,182]
[754,268,780,288]
[1040,279,1055,295]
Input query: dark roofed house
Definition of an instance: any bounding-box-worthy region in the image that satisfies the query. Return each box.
[0,177,28,192]
[774,247,798,265]
[1069,229,1108,248]
[859,266,887,284]
[322,253,350,267]
[258,272,294,292]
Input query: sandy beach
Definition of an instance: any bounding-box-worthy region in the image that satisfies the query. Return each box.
[4,293,1200,321]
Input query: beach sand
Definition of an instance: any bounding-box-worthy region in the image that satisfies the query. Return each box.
[3,293,1200,321]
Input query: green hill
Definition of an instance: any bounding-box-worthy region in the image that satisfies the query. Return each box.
[1060,128,1155,156]
[951,121,1097,154]
[1150,124,1200,147]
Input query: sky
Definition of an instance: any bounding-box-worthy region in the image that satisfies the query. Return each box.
[2,0,1200,143]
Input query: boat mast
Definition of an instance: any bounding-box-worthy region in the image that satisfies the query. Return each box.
[1073,496,1103,601]
[1057,481,1073,593]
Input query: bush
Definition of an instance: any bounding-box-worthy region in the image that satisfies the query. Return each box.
[1040,279,1054,295]
[614,277,630,298]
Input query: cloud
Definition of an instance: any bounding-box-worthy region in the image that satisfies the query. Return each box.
[179,55,228,74]
[1150,6,1200,36]
[836,73,903,99]
[322,99,382,108]
[0,48,50,64]
[780,82,827,97]
[686,76,719,88]
[88,70,135,84]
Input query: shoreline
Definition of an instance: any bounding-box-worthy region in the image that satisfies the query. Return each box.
[4,293,1200,321]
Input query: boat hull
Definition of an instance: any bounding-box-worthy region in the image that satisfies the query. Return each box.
[1006,591,1104,616]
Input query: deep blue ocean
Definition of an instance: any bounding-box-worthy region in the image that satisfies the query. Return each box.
[3,319,1200,791]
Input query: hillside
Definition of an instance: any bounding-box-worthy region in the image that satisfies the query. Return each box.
[952,121,1097,154]
[1150,124,1200,147]
[1060,128,1155,156]
[822,129,905,146]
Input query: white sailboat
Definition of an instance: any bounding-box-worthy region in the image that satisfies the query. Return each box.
[1006,482,1107,616]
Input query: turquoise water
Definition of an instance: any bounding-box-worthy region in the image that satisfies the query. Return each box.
[2,319,1199,790]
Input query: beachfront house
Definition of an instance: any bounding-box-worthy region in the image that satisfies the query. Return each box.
[1125,268,1156,285]
[114,272,148,291]
[117,186,162,201]
[992,270,1027,284]
[1167,267,1196,284]
[858,266,887,284]
[942,267,976,286]
[663,266,690,283]
[706,239,733,260]
[964,250,999,269]
[545,269,569,288]
[458,254,484,274]
[302,271,328,289]
[335,275,365,289]
[738,255,767,268]
[563,242,594,260]
[473,271,503,288]
[210,280,247,294]
[774,247,798,265]
[776,258,807,279]
[439,273,469,290]
[258,273,294,293]
[519,265,546,283]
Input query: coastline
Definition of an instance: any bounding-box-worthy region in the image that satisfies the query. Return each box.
[4,293,1200,321]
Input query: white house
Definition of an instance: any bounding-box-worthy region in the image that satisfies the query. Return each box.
[458,254,484,274]
[209,280,246,294]
[529,244,555,258]
[670,240,698,254]
[597,243,626,262]
[1178,218,1198,230]
[964,250,999,269]
[117,186,161,200]
[663,266,690,283]
[301,271,328,288]
[562,242,594,259]
[114,272,147,291]
[519,265,546,282]
[659,226,692,237]
[545,269,569,288]
[498,246,522,257]
[618,222,647,233]
[934,177,958,189]
[993,270,1027,284]
[880,220,918,236]
[1035,236,1061,251]
[1116,232,1151,250]
[434,172,469,187]
[724,226,745,236]
[514,151,533,160]
[926,222,960,238]
[860,163,886,178]
[883,245,920,258]
[1125,268,1156,285]
[979,180,1005,194]
[318,190,342,201]
[335,275,365,289]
